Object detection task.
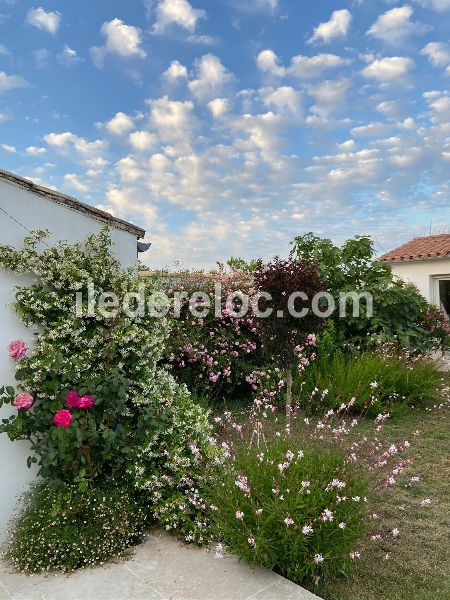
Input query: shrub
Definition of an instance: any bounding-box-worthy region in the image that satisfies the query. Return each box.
[296,350,442,415]
[210,438,368,583]
[290,233,449,354]
[0,229,215,549]
[161,271,263,401]
[7,481,146,573]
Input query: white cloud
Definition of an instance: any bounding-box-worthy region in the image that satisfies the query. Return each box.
[288,53,350,78]
[152,0,206,34]
[188,54,234,101]
[129,130,157,151]
[148,96,195,142]
[115,156,145,183]
[351,122,391,137]
[260,86,303,116]
[421,42,450,67]
[26,7,61,35]
[0,70,28,93]
[241,0,279,13]
[308,9,352,44]
[207,97,229,119]
[25,146,46,155]
[413,0,450,11]
[308,79,349,116]
[64,173,89,193]
[162,59,188,81]
[361,56,414,82]
[105,112,134,136]
[256,49,285,77]
[56,44,82,67]
[91,19,146,68]
[367,6,426,44]
[1,143,16,153]
[44,131,107,157]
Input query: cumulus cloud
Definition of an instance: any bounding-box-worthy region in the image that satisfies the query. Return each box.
[308,9,352,44]
[148,95,195,142]
[260,86,303,116]
[421,42,450,67]
[25,146,46,155]
[152,0,206,34]
[105,112,134,136]
[0,70,28,93]
[44,131,107,157]
[207,97,229,119]
[26,7,61,35]
[56,44,82,68]
[129,130,157,151]
[361,56,414,82]
[288,53,350,78]
[308,79,349,117]
[367,6,427,44]
[188,54,234,101]
[256,49,286,77]
[413,0,450,10]
[90,19,146,68]
[162,59,188,81]
[64,173,89,193]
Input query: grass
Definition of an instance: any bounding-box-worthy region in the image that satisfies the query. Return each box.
[307,404,450,600]
[218,381,450,600]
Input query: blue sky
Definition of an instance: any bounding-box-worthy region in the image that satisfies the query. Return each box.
[0,0,449,268]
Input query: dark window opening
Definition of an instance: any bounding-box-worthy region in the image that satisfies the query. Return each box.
[438,279,450,319]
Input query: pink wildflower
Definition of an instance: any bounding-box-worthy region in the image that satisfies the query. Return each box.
[284,516,294,527]
[314,554,324,564]
[235,510,244,520]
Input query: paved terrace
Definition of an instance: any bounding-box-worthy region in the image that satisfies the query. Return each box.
[0,529,321,600]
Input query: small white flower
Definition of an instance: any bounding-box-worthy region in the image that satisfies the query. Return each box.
[338,522,346,529]
[314,553,324,564]
[302,525,313,535]
[391,528,399,537]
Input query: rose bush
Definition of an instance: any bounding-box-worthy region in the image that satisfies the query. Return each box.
[0,229,215,570]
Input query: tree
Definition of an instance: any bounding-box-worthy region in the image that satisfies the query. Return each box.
[253,257,325,430]
[290,232,449,353]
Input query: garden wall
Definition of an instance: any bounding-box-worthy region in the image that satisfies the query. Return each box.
[0,180,139,543]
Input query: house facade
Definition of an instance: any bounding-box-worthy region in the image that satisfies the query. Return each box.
[0,169,146,541]
[379,234,450,318]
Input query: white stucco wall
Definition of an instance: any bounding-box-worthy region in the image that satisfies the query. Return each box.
[389,258,450,304]
[0,179,140,542]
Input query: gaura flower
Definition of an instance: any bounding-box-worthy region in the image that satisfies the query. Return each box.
[13,393,33,410]
[7,340,28,360]
[54,409,73,428]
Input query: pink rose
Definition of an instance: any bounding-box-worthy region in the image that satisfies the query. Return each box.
[13,393,34,410]
[54,409,73,428]
[66,390,81,408]
[78,395,94,409]
[7,340,28,360]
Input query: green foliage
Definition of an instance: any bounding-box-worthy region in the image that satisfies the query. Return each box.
[7,480,146,573]
[290,233,449,353]
[0,229,215,546]
[163,272,263,401]
[296,349,442,415]
[210,438,367,583]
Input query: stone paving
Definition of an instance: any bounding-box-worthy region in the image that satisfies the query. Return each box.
[0,529,321,600]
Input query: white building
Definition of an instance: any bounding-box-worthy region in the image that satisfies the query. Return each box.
[379,234,450,318]
[0,169,146,541]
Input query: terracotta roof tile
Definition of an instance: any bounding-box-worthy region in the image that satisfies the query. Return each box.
[378,234,450,262]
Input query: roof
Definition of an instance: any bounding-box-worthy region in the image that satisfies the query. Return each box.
[0,169,145,239]
[378,234,450,262]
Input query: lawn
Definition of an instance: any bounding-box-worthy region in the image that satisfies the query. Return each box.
[306,403,450,600]
[217,389,450,600]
